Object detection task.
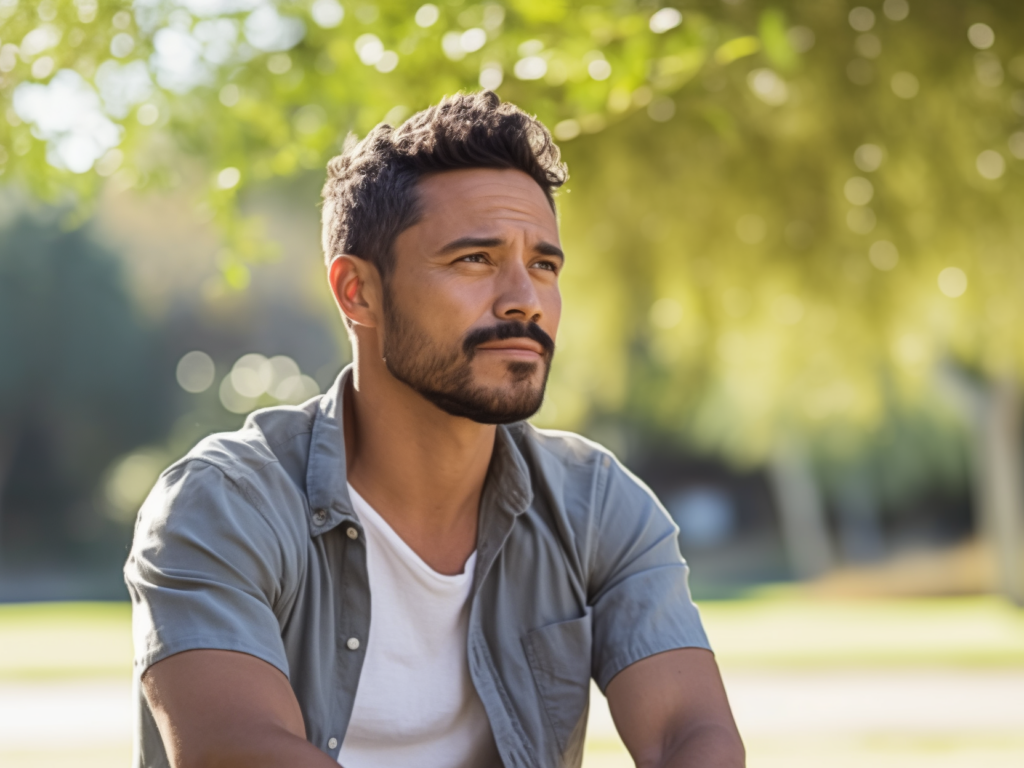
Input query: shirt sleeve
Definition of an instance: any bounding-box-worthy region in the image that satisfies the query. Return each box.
[124,459,292,678]
[588,456,711,693]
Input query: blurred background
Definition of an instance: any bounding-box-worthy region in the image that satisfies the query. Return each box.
[1,0,1023,765]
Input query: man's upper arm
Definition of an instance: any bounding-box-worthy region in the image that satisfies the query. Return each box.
[605,648,744,768]
[125,460,294,678]
[127,461,330,765]
[142,649,340,768]
[587,457,711,691]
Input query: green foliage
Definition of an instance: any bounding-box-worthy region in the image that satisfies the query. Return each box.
[0,213,172,558]
[2,0,1023,505]
[0,0,730,266]
[550,1,1023,489]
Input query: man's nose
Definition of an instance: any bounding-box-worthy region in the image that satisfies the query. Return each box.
[493,262,542,323]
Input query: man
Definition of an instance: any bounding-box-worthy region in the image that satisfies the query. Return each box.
[126,91,744,768]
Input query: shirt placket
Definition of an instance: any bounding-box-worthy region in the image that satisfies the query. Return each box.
[466,478,539,768]
[326,512,369,759]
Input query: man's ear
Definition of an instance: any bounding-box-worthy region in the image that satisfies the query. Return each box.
[328,254,382,329]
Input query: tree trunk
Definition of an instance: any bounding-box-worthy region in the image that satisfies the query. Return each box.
[972,376,1024,604]
[835,467,885,563]
[941,368,1024,604]
[768,440,835,580]
[0,429,14,567]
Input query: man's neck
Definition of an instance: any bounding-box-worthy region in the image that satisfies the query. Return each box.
[342,355,496,575]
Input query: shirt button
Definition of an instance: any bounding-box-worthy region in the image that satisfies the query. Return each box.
[346,526,358,540]
[346,637,360,651]
[312,509,327,525]
[328,737,338,750]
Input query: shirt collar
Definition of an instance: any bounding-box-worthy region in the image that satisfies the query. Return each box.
[305,366,356,537]
[304,364,534,538]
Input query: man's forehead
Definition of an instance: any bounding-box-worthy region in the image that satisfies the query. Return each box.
[415,168,557,229]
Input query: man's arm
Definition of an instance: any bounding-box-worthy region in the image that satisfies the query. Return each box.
[605,648,744,768]
[143,649,340,768]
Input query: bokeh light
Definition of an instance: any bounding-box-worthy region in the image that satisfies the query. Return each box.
[414,3,439,28]
[230,353,273,398]
[514,56,547,81]
[214,353,324,414]
[747,68,789,106]
[459,28,487,54]
[844,177,874,206]
[976,150,1006,180]
[216,166,241,189]
[105,451,167,521]
[275,374,321,404]
[891,71,920,99]
[967,23,995,51]
[868,241,899,271]
[882,0,910,21]
[647,97,675,122]
[649,8,683,35]
[848,7,876,33]
[479,62,503,90]
[175,351,216,394]
[938,267,968,298]
[649,298,683,330]
[311,0,344,29]
[12,70,122,173]
[853,143,884,172]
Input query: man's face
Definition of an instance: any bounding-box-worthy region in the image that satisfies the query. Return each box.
[379,168,562,424]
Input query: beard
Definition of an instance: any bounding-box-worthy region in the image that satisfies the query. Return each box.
[379,292,555,425]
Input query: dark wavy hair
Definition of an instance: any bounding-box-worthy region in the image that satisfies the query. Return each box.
[320,91,568,275]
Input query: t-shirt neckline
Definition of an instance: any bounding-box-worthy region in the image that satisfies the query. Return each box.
[347,483,477,582]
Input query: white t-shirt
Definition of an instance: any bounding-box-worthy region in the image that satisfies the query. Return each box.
[338,484,501,768]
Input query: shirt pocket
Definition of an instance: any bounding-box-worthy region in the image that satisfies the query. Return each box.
[522,612,593,760]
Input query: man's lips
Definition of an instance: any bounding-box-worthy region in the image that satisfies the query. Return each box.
[475,339,545,356]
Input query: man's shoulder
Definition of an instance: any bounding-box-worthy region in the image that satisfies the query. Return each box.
[515,422,616,469]
[513,422,661,511]
[133,399,323,565]
[177,398,321,481]
[157,398,323,527]
[512,422,649,506]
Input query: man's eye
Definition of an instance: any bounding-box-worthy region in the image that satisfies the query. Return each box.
[533,260,558,272]
[459,253,487,263]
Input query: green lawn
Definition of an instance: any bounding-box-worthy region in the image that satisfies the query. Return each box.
[702,591,1024,669]
[2,593,1022,767]
[3,592,1022,679]
[0,601,132,680]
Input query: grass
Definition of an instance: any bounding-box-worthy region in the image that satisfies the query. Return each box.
[0,602,132,680]
[5,591,1022,679]
[700,591,1024,669]
[1,593,1022,767]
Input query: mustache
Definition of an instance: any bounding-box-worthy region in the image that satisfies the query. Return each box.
[462,321,555,358]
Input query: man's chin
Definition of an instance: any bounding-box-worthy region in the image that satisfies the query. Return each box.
[423,382,547,425]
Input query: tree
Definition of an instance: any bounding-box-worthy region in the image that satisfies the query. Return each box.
[0,211,172,564]
[2,1,1022,592]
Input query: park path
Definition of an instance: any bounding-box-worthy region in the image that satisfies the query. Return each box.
[0,679,132,750]
[2,669,1023,764]
[584,668,1024,740]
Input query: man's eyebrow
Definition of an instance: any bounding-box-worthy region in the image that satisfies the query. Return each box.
[436,236,505,255]
[535,241,565,260]
[436,236,565,261]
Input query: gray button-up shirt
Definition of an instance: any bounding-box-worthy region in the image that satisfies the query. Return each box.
[125,367,710,768]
